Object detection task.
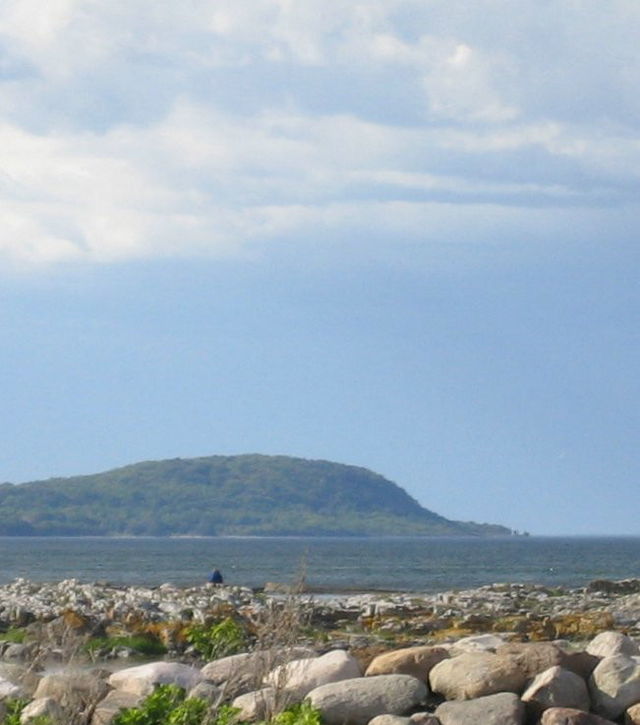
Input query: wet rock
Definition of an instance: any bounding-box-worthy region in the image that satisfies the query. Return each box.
[307,674,427,725]
[435,691,524,725]
[429,652,526,700]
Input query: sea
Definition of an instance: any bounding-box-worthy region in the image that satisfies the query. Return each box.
[1,536,639,593]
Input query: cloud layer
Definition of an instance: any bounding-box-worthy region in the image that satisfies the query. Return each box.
[1,0,639,267]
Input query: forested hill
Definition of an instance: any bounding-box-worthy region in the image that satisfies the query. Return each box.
[0,454,512,536]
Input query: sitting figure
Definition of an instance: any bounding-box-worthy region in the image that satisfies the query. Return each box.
[208,568,223,584]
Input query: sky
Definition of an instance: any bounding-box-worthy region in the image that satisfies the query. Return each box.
[0,0,638,535]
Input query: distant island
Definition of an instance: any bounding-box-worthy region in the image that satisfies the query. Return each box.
[0,454,513,537]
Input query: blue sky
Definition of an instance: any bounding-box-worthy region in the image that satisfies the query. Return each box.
[0,0,638,534]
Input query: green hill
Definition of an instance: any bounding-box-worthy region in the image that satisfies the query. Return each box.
[0,454,512,536]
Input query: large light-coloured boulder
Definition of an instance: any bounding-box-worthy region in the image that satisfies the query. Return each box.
[589,654,640,719]
[19,697,64,724]
[522,665,590,714]
[450,634,506,655]
[587,632,640,659]
[435,692,524,725]
[541,707,617,724]
[232,687,277,721]
[0,675,23,700]
[108,661,203,697]
[365,646,449,682]
[307,674,427,725]
[429,652,526,700]
[368,715,410,725]
[496,641,599,680]
[266,649,361,697]
[627,702,640,724]
[34,670,110,711]
[91,690,144,725]
[201,648,315,697]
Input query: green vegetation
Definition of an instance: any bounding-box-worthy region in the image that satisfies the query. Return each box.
[113,686,322,725]
[1,700,52,725]
[0,628,26,643]
[186,617,247,661]
[85,633,167,657]
[113,685,209,725]
[0,454,512,537]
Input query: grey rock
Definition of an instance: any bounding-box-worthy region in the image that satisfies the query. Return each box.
[188,681,222,704]
[19,697,64,724]
[34,670,110,712]
[108,661,203,697]
[232,687,278,720]
[429,652,526,700]
[368,715,411,725]
[587,632,640,659]
[91,690,145,725]
[307,674,427,725]
[541,707,618,724]
[266,649,361,697]
[522,665,590,714]
[589,654,640,719]
[365,646,449,683]
[435,692,524,725]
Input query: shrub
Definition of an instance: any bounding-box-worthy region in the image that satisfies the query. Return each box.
[186,618,247,661]
[85,634,167,657]
[113,684,208,725]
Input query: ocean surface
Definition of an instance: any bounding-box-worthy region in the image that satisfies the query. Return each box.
[1,536,639,592]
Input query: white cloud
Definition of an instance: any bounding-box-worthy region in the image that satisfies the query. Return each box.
[0,1,639,269]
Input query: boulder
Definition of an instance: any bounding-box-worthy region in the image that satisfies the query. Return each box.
[541,707,618,724]
[202,648,315,697]
[91,690,145,725]
[266,649,361,697]
[19,697,64,724]
[0,675,23,701]
[368,716,410,725]
[188,681,222,704]
[627,702,640,725]
[365,646,449,683]
[429,652,526,700]
[450,634,506,654]
[307,674,427,725]
[587,632,640,659]
[232,687,278,721]
[496,641,598,680]
[34,670,110,712]
[108,661,203,697]
[522,665,590,714]
[408,714,440,725]
[435,691,524,725]
[589,654,640,719]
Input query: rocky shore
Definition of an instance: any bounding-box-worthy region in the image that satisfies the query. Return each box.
[1,578,640,723]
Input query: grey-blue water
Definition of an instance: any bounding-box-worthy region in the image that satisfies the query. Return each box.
[1,537,639,592]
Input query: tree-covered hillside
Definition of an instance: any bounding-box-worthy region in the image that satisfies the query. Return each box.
[0,455,512,536]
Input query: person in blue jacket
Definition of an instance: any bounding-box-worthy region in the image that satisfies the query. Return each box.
[208,568,223,584]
